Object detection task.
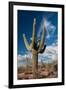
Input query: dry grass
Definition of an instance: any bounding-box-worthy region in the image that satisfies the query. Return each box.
[17,60,58,80]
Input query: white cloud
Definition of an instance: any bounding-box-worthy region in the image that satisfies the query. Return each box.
[17,52,32,67]
[18,41,58,67]
[17,54,23,61]
[18,53,32,61]
[38,44,58,63]
[52,39,58,46]
[37,17,56,40]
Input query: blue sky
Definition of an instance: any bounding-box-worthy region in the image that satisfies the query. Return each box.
[17,10,58,55]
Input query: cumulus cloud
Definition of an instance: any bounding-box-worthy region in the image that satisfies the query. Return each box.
[17,52,32,67]
[38,43,58,63]
[18,53,32,61]
[18,41,58,67]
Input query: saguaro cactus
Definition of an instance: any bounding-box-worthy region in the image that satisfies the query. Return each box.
[23,18,46,78]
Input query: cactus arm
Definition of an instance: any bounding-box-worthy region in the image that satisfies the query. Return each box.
[38,45,46,53]
[38,17,46,51]
[23,34,31,51]
[32,18,36,48]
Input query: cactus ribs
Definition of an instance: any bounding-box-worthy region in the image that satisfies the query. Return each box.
[23,18,46,78]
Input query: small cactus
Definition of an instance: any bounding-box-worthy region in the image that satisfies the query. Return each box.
[25,57,29,74]
[23,18,46,78]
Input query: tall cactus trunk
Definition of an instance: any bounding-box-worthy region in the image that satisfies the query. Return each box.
[23,17,46,79]
[32,49,38,78]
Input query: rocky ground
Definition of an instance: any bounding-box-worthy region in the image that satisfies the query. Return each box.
[17,61,58,80]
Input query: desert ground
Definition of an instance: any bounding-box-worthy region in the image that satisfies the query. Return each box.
[17,60,58,80]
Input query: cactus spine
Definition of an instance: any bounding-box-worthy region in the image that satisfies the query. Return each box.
[23,18,46,78]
